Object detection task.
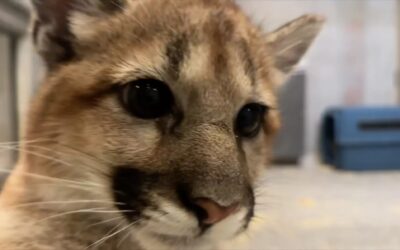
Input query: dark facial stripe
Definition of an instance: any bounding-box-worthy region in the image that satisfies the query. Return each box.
[209,12,231,80]
[238,39,256,86]
[112,167,155,221]
[218,15,235,40]
[243,186,255,229]
[166,34,189,80]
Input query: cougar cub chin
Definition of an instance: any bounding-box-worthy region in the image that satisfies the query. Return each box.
[0,0,323,249]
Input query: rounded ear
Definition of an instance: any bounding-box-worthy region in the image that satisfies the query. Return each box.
[31,0,124,70]
[266,14,325,78]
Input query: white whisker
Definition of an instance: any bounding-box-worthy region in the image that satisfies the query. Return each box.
[0,138,52,146]
[0,144,76,170]
[24,144,109,176]
[8,200,124,209]
[84,216,124,230]
[110,0,124,11]
[116,226,133,248]
[137,0,151,19]
[90,220,125,249]
[87,220,138,249]
[0,169,103,189]
[35,208,133,224]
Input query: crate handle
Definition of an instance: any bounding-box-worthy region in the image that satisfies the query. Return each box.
[359,120,400,131]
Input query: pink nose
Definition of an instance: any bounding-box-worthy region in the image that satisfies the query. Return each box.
[194,198,239,225]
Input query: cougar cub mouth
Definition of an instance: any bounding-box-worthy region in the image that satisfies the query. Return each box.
[0,0,323,249]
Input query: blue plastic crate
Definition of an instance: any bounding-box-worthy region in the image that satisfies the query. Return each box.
[320,107,400,170]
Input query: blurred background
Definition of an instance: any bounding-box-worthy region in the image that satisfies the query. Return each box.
[0,0,400,249]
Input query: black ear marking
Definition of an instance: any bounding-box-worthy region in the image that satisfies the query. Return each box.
[31,0,73,69]
[31,0,125,70]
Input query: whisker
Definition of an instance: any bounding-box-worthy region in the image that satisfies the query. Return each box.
[24,144,109,177]
[35,208,134,224]
[2,133,114,181]
[90,220,126,249]
[110,0,124,11]
[0,144,107,188]
[116,227,133,248]
[87,220,138,249]
[0,181,102,195]
[116,6,146,31]
[8,200,124,209]
[137,0,151,19]
[0,144,77,170]
[84,216,124,231]
[56,142,114,168]
[17,137,113,175]
[0,169,103,189]
[0,138,52,146]
[0,142,110,197]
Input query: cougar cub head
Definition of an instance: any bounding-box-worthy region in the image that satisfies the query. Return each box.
[28,0,323,247]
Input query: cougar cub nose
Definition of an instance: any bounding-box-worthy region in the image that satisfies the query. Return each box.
[193,198,239,225]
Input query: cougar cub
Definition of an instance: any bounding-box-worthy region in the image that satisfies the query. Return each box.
[0,0,323,249]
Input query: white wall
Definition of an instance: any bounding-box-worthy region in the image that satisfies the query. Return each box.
[237,0,399,164]
[363,1,398,105]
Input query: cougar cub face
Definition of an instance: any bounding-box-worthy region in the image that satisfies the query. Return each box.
[27,0,323,247]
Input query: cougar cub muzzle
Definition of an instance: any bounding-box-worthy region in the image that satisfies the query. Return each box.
[112,123,254,231]
[113,167,254,231]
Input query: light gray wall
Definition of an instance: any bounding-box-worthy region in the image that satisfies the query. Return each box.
[0,34,16,181]
[236,0,399,164]
[0,0,43,135]
[397,0,400,102]
[0,1,29,35]
[17,36,45,135]
[0,0,33,187]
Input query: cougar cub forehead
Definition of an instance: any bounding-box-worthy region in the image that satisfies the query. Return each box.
[36,0,278,154]
[64,0,275,111]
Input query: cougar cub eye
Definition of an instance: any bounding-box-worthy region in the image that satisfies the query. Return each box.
[235,103,267,138]
[119,79,174,119]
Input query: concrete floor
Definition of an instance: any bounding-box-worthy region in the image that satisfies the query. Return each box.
[225,166,400,250]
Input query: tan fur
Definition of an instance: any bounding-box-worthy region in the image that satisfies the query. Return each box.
[0,0,323,249]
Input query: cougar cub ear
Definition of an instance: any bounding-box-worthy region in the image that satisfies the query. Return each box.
[31,0,124,69]
[266,14,325,80]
